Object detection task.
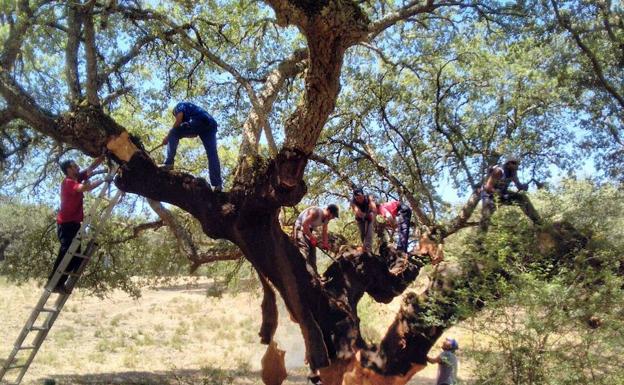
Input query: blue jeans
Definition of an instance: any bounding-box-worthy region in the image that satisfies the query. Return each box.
[165,118,222,188]
[396,204,411,252]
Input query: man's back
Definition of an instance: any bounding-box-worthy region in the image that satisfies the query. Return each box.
[173,102,213,124]
[436,350,458,385]
[295,206,325,230]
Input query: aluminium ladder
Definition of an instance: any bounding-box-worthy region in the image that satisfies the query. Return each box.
[0,166,124,385]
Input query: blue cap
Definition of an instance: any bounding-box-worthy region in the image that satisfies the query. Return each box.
[446,338,459,350]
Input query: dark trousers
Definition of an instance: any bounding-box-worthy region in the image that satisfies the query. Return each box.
[396,204,412,252]
[294,227,317,274]
[480,190,541,231]
[164,118,222,188]
[356,218,374,252]
[49,222,82,288]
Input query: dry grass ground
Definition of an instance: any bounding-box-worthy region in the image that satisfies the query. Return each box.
[0,277,473,385]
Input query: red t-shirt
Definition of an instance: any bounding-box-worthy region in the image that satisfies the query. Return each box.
[379,201,400,218]
[56,173,86,224]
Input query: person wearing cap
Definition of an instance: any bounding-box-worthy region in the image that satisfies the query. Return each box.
[427,337,459,385]
[378,200,412,252]
[293,204,339,274]
[480,158,533,231]
[161,101,223,191]
[350,187,378,253]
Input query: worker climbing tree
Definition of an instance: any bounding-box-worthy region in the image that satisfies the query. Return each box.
[0,1,622,385]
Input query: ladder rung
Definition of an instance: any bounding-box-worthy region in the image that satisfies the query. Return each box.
[72,253,91,259]
[29,326,48,331]
[62,272,81,277]
[7,364,26,369]
[17,345,36,350]
[40,307,58,313]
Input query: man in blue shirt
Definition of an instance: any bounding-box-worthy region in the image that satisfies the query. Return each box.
[161,102,223,191]
[427,338,459,385]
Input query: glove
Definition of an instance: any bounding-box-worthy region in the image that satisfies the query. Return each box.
[308,236,318,247]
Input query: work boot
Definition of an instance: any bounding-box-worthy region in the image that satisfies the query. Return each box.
[307,373,322,385]
[52,283,71,295]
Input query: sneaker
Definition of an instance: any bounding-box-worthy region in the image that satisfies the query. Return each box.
[307,375,322,385]
[159,163,173,171]
[52,284,71,295]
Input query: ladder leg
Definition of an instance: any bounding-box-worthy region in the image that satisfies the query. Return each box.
[1,164,122,385]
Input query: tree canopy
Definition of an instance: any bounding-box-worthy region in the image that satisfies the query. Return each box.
[0,1,622,384]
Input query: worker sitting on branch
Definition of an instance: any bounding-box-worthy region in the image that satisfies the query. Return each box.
[293,204,339,275]
[161,101,223,192]
[480,157,540,230]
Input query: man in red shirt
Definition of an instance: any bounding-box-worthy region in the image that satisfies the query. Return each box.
[378,200,412,252]
[49,156,107,294]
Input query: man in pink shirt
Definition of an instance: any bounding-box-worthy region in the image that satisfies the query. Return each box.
[378,200,412,252]
[48,156,107,294]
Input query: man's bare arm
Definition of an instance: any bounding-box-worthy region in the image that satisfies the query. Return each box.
[76,178,105,193]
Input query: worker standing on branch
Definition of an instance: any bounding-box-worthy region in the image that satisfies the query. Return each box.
[480,158,539,230]
[427,338,460,385]
[378,200,412,252]
[161,101,223,192]
[350,187,377,253]
[49,156,109,294]
[293,204,339,275]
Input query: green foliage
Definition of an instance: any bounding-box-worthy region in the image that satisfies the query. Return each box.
[457,180,624,385]
[0,197,243,297]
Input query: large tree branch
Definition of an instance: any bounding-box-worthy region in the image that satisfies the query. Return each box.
[65,2,83,105]
[0,109,17,127]
[189,251,243,273]
[442,190,480,237]
[239,49,307,156]
[265,0,369,154]
[235,49,308,183]
[83,1,100,106]
[147,199,199,259]
[258,272,279,344]
[0,0,34,70]
[108,220,165,245]
[367,0,438,40]
[0,69,58,133]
